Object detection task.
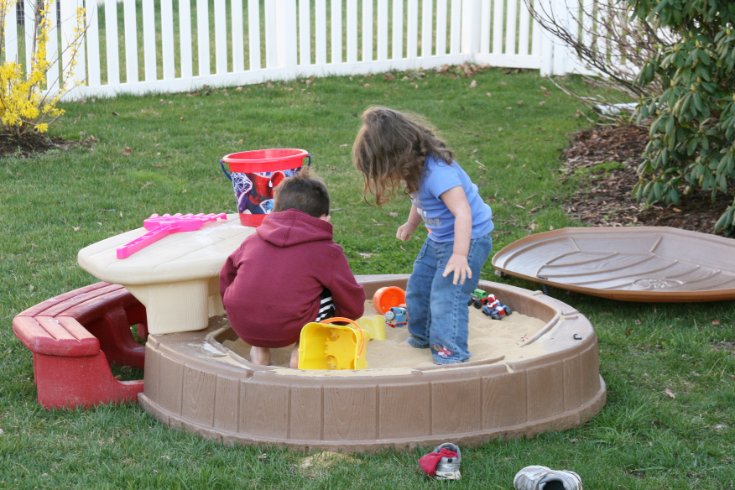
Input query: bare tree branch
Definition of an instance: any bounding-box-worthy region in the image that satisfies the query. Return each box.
[525,0,674,114]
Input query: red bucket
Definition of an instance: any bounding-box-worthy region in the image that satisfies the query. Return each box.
[220,148,310,226]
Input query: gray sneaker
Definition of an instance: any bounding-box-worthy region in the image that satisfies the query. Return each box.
[513,465,583,490]
[434,443,461,480]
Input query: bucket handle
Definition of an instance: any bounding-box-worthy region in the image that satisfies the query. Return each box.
[319,316,365,358]
[220,159,232,181]
[219,153,312,182]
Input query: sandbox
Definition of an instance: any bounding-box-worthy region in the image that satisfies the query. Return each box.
[139,274,606,451]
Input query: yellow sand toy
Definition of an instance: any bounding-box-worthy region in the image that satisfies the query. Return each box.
[355,314,386,341]
[298,317,367,370]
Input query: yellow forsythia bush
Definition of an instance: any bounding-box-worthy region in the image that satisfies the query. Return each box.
[1,0,83,139]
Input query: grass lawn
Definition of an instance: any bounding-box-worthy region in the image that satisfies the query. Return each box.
[1,66,733,489]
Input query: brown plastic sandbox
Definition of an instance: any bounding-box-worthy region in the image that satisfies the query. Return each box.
[139,274,606,451]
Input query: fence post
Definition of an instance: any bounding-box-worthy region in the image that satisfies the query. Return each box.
[275,0,298,69]
[461,0,481,56]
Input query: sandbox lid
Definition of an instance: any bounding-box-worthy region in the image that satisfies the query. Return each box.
[492,226,735,302]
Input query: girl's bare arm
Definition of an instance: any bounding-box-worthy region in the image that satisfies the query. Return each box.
[397,203,422,241]
[440,186,473,285]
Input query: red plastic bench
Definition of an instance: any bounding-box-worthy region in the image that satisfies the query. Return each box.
[12,282,147,409]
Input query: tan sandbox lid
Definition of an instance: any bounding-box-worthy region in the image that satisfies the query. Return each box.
[492,226,735,302]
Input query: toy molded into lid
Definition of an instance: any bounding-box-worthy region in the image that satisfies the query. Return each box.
[372,286,406,314]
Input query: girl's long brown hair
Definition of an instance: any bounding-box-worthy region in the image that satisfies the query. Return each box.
[352,106,453,205]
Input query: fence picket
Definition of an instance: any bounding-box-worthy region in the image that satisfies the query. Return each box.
[331,0,342,63]
[449,0,460,55]
[123,0,138,83]
[248,0,261,70]
[392,0,403,59]
[214,0,227,74]
[407,0,417,59]
[3,2,17,64]
[492,0,503,54]
[196,0,211,75]
[103,0,119,84]
[86,0,101,86]
[232,0,244,71]
[377,0,388,60]
[143,0,157,81]
[315,0,326,65]
[347,0,357,63]
[362,0,373,62]
[161,0,175,79]
[479,0,490,55]
[436,0,447,56]
[505,0,517,55]
[23,0,33,72]
[422,0,432,57]
[518,0,530,56]
[46,0,60,89]
[299,0,311,65]
[179,0,193,77]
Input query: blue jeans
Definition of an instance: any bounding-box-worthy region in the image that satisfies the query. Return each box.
[406,233,493,364]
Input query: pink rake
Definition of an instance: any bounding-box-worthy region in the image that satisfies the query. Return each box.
[116,213,228,259]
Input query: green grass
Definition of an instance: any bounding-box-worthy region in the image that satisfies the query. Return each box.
[1,66,734,489]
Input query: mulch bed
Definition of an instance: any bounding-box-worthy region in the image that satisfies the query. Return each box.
[562,124,732,235]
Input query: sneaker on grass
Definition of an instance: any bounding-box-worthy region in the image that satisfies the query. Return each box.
[513,465,582,490]
[418,442,461,480]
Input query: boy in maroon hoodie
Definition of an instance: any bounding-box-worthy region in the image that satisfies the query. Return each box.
[220,170,365,368]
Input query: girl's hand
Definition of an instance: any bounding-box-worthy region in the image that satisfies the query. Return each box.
[396,222,417,241]
[443,253,471,285]
[397,204,422,241]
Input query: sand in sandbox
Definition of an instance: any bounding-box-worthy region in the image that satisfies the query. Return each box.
[222,300,548,370]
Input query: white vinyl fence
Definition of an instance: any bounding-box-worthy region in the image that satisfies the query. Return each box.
[1,0,605,101]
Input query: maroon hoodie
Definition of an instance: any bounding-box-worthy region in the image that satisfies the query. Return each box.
[220,209,365,347]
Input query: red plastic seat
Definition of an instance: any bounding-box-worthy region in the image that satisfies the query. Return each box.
[12,282,147,409]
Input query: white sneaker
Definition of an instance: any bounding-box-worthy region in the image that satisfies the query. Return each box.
[513,465,583,490]
[433,443,461,480]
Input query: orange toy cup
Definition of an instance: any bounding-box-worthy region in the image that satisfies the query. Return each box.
[372,286,406,314]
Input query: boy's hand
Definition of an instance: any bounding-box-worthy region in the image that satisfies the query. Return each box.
[443,253,471,285]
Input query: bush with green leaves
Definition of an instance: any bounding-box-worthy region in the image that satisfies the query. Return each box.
[631,1,735,234]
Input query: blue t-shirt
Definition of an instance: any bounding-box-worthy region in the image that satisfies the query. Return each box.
[411,155,494,242]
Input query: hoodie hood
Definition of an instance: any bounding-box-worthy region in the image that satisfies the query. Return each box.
[255,209,333,248]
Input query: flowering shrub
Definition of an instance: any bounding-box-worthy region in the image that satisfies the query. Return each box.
[0,0,84,140]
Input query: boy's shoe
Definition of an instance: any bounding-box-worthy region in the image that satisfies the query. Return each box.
[418,442,461,480]
[513,465,583,490]
[434,442,461,480]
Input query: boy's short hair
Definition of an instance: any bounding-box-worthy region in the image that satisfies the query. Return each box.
[273,168,330,218]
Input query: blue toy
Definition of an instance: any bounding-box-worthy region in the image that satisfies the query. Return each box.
[384,306,408,328]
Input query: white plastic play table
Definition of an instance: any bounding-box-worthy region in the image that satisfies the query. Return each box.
[78,214,253,334]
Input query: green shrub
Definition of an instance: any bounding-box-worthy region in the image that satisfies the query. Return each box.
[631,0,735,234]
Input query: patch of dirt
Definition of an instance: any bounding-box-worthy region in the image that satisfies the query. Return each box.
[0,133,95,158]
[563,124,732,235]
